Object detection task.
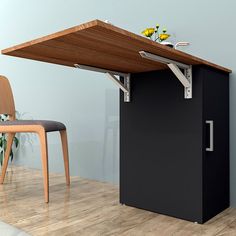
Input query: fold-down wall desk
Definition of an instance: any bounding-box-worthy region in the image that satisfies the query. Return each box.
[2,19,232,223]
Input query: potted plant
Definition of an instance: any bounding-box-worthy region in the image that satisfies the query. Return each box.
[0,114,19,166]
[141,24,172,47]
[141,23,190,49]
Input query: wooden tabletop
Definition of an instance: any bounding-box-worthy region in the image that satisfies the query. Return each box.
[1,19,231,73]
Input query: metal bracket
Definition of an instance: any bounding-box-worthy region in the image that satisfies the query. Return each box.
[139,51,192,99]
[184,65,192,99]
[74,64,131,102]
[106,72,130,102]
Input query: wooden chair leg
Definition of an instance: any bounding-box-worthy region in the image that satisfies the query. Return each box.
[60,130,70,185]
[0,133,15,184]
[38,130,49,203]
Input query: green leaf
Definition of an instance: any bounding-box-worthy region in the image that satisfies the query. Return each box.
[10,150,13,162]
[3,139,7,152]
[0,151,3,166]
[14,137,19,148]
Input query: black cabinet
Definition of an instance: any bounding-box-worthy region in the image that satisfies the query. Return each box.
[120,65,229,223]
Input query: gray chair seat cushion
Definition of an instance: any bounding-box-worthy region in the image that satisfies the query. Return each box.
[0,120,66,132]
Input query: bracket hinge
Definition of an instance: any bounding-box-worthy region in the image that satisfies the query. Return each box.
[139,51,192,99]
[167,64,192,99]
[74,64,131,102]
[106,73,130,102]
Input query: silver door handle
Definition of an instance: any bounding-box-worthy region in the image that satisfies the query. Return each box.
[206,120,214,152]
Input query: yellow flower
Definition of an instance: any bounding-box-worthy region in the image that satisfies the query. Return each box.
[159,33,170,41]
[141,28,155,37]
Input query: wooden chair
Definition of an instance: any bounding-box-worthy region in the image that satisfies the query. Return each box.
[0,75,70,203]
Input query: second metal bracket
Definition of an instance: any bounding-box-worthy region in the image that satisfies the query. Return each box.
[167,63,192,99]
[140,51,192,99]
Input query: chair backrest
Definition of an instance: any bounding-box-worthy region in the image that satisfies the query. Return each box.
[0,75,16,120]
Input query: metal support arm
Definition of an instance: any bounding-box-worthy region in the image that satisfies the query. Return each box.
[75,49,193,101]
[167,64,190,87]
[139,51,192,99]
[106,73,130,102]
[74,64,131,102]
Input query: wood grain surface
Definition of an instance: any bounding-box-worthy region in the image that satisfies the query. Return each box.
[1,20,231,73]
[0,166,236,235]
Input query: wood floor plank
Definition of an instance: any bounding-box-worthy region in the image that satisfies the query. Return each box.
[0,166,236,236]
[119,209,236,236]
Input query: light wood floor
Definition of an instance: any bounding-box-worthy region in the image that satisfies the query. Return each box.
[0,166,236,236]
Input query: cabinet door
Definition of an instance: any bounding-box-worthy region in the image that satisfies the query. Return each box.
[120,68,204,223]
[202,67,229,222]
